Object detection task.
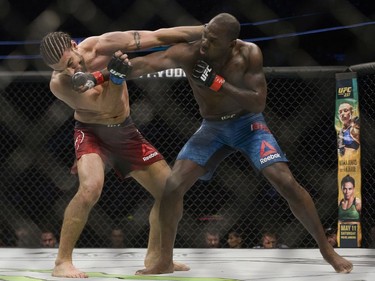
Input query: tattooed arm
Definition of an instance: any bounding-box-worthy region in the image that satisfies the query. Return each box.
[80,25,203,56]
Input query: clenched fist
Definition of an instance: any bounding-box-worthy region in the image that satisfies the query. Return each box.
[107,51,133,85]
[192,60,225,91]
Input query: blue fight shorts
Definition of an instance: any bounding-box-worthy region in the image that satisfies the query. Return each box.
[176,113,288,181]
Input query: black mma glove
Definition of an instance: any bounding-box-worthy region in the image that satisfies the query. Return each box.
[192,60,225,92]
[107,55,132,85]
[71,71,105,93]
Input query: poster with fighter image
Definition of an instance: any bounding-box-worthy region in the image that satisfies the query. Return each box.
[335,72,361,247]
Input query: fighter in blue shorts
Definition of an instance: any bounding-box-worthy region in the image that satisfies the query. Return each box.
[128,13,353,276]
[177,112,287,181]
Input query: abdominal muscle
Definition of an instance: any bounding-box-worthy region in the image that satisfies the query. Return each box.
[74,86,130,125]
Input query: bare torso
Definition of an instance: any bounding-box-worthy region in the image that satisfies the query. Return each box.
[72,82,130,125]
[129,37,265,120]
[50,41,130,125]
[180,40,254,119]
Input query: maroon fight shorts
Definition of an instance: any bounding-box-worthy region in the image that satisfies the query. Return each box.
[71,116,164,177]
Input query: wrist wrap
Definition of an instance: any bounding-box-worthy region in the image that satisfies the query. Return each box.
[110,75,125,85]
[92,71,105,85]
[210,75,225,91]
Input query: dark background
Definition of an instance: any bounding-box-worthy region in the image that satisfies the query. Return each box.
[0,0,375,71]
[1,0,374,248]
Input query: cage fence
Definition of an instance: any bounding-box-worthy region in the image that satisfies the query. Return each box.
[0,67,374,248]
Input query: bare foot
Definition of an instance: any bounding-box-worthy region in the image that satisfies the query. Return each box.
[135,261,174,275]
[173,261,190,271]
[322,249,353,273]
[52,261,88,278]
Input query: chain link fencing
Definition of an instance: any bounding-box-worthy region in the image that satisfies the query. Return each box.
[0,67,374,248]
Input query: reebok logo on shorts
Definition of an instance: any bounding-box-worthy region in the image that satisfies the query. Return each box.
[141,144,159,161]
[260,141,277,157]
[259,140,281,164]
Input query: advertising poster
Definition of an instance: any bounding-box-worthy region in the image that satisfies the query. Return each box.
[335,72,361,247]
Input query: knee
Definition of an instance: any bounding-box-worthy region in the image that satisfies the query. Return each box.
[165,173,188,198]
[76,180,103,207]
[265,164,310,202]
[274,174,303,200]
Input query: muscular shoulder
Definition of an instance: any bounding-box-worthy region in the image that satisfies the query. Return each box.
[78,33,133,57]
[169,41,200,65]
[77,36,113,70]
[236,40,263,66]
[239,40,261,53]
[169,41,198,55]
[130,40,199,77]
[49,72,78,108]
[50,72,69,95]
[77,36,99,53]
[156,40,199,67]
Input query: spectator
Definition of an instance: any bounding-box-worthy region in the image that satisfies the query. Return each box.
[41,230,59,248]
[227,231,244,248]
[109,227,125,248]
[14,225,40,248]
[325,227,338,248]
[254,231,288,249]
[203,230,221,248]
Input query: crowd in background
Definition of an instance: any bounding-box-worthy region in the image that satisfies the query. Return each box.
[2,221,375,249]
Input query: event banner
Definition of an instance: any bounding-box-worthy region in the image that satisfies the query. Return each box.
[335,72,362,247]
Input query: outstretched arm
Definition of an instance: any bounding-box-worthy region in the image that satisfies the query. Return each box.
[128,44,184,78]
[70,47,180,88]
[90,25,203,55]
[133,25,203,48]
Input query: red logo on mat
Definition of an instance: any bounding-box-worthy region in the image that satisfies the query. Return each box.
[260,141,277,158]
